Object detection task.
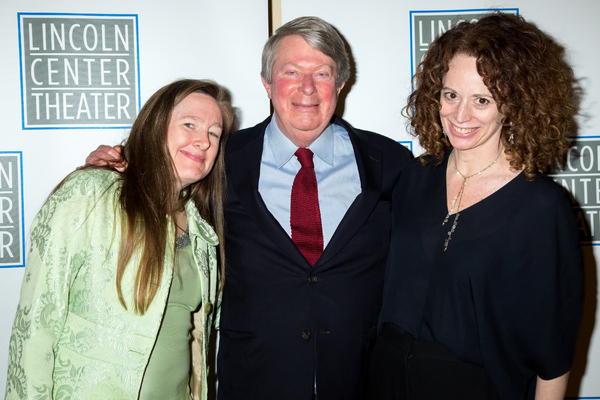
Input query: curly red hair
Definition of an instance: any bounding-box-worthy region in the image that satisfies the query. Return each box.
[405,12,580,179]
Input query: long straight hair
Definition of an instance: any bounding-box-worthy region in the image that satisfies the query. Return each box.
[116,79,234,314]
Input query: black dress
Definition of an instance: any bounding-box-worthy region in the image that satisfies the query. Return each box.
[375,156,584,400]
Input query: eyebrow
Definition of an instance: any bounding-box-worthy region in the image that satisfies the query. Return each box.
[285,62,334,70]
[180,115,223,128]
[442,87,494,98]
[181,115,205,121]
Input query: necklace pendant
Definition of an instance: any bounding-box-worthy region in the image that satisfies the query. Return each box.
[443,150,502,251]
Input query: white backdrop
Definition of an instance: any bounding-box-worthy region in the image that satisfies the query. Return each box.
[0,0,269,395]
[281,0,600,398]
[1,0,599,398]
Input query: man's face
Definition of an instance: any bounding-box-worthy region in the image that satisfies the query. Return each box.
[262,35,345,148]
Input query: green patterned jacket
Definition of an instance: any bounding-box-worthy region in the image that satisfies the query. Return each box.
[5,169,220,400]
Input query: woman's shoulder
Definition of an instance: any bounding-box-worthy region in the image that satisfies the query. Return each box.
[519,171,571,203]
[508,171,576,222]
[44,169,122,218]
[54,168,121,199]
[62,168,120,187]
[400,154,446,179]
[392,154,445,203]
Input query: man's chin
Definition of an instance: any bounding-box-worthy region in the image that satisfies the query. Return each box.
[285,126,328,147]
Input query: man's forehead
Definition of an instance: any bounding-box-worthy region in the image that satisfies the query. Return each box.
[275,36,336,68]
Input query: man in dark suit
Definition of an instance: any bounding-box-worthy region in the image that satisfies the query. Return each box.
[217,16,411,400]
[85,16,411,400]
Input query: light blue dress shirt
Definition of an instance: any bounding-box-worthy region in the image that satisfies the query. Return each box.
[258,119,361,247]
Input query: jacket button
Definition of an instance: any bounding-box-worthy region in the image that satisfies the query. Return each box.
[302,330,311,340]
[308,275,318,284]
[204,302,212,315]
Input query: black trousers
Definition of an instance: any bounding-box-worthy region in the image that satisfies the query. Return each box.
[367,324,500,400]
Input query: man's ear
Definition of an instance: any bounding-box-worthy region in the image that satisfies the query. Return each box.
[336,81,346,96]
[261,75,272,99]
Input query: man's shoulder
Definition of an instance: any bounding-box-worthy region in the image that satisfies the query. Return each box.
[226,117,270,154]
[334,116,412,160]
[229,117,270,139]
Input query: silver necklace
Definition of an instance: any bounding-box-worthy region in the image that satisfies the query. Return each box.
[175,222,190,250]
[442,150,502,251]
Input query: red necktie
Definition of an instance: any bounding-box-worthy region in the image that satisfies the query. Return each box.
[290,148,323,266]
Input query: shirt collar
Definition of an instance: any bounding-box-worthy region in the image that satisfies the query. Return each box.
[265,118,335,168]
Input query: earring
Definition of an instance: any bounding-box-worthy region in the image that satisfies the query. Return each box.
[508,133,514,144]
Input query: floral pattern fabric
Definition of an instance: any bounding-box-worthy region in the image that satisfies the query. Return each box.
[5,169,220,400]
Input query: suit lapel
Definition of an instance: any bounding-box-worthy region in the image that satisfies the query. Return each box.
[227,117,307,265]
[228,116,384,269]
[314,118,383,268]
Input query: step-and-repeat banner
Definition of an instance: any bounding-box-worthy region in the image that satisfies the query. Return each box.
[0,0,269,394]
[1,0,599,397]
[282,0,600,397]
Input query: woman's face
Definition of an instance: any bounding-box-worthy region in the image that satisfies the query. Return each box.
[167,92,223,191]
[439,54,504,154]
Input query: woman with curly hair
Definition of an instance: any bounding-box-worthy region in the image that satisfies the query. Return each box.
[5,79,234,400]
[369,13,583,400]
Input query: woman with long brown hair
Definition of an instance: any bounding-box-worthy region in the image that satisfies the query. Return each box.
[5,79,234,400]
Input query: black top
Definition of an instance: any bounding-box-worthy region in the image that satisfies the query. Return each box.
[378,155,584,400]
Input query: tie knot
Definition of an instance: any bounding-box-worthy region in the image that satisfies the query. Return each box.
[295,148,314,168]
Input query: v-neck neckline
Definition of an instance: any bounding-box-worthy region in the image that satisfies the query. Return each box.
[442,154,524,217]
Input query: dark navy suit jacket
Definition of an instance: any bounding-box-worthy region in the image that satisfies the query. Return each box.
[217,115,412,400]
